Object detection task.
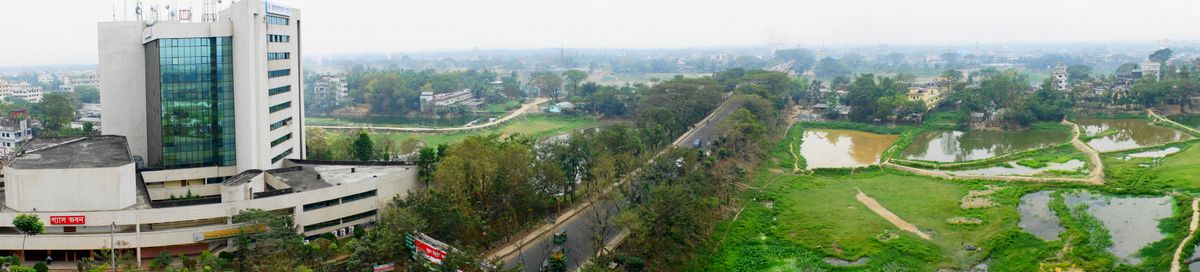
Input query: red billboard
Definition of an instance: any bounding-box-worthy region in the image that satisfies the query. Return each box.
[414,238,446,264]
[49,216,85,225]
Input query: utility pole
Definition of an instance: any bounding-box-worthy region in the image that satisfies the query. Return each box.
[110,222,116,272]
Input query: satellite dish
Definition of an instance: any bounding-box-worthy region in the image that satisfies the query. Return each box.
[144,5,158,27]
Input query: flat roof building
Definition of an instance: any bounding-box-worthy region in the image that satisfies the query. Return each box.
[0,1,421,264]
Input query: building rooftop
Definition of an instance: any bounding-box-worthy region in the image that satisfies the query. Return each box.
[8,136,132,169]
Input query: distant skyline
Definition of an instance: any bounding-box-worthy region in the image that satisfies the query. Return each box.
[1,0,1199,67]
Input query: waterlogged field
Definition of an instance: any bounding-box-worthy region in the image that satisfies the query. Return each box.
[798,129,898,169]
[689,123,1196,272]
[1077,118,1193,152]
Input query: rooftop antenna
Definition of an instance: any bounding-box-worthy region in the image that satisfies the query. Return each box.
[201,0,220,22]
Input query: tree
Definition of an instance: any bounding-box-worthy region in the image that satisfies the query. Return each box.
[351,130,374,161]
[417,146,438,183]
[940,70,964,82]
[348,204,427,271]
[231,209,306,271]
[74,86,100,104]
[532,72,564,101]
[36,93,77,131]
[1150,48,1174,64]
[814,57,851,79]
[562,69,588,94]
[13,214,44,255]
[305,127,333,160]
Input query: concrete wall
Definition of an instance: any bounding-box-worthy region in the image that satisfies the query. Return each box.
[98,22,149,160]
[0,166,417,250]
[3,163,137,212]
[141,166,239,183]
[224,0,304,173]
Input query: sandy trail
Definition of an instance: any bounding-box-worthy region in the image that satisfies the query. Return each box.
[855,189,932,240]
[1170,197,1200,272]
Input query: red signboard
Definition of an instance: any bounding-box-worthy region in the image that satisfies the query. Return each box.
[372,263,395,272]
[414,239,446,264]
[49,216,85,225]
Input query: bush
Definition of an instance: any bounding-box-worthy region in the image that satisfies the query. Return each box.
[32,262,48,272]
[180,253,197,270]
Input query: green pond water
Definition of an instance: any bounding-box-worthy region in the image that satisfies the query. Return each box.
[1076,118,1192,152]
[899,129,1070,162]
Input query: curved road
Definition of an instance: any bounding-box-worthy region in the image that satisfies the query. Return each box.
[308,98,550,132]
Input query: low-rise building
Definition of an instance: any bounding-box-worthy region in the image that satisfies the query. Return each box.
[7,81,43,103]
[906,87,944,109]
[0,136,421,262]
[0,110,32,158]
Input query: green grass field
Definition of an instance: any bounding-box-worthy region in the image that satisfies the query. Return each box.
[689,167,1025,271]
[1104,142,1200,191]
[324,114,610,147]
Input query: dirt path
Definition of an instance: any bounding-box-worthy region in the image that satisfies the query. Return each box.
[1171,197,1200,272]
[789,142,801,173]
[1061,119,1105,183]
[855,189,932,240]
[1150,109,1200,136]
[310,97,549,132]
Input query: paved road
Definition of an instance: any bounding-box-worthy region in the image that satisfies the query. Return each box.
[495,99,736,272]
[505,198,624,272]
[308,98,550,132]
[672,101,737,148]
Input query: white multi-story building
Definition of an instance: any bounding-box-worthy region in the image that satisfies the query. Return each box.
[7,82,43,103]
[0,1,421,264]
[99,0,303,171]
[315,75,349,101]
[59,72,101,92]
[1052,63,1069,91]
[0,110,32,158]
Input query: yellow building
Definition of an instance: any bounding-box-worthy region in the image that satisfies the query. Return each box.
[907,87,944,109]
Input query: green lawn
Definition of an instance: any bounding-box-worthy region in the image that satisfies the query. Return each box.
[690,168,1024,271]
[326,114,609,147]
[1104,142,1200,191]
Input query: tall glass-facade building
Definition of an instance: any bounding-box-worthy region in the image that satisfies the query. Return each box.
[144,37,237,169]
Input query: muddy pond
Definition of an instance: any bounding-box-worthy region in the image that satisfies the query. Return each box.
[1076,118,1192,152]
[799,129,898,169]
[1018,191,1173,264]
[898,129,1070,162]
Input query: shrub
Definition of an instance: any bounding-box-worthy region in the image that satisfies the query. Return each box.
[33,262,48,272]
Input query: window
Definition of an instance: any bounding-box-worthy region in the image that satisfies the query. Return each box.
[268,69,290,78]
[267,34,290,43]
[271,148,293,163]
[270,117,293,130]
[302,219,339,232]
[341,210,378,223]
[269,85,291,96]
[267,52,290,60]
[205,176,229,185]
[266,15,289,25]
[154,37,237,169]
[341,190,377,203]
[303,198,339,211]
[271,133,292,147]
[269,101,291,113]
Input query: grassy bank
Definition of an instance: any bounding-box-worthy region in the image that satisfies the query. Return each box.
[325,115,608,147]
[1103,141,1200,191]
[687,166,1025,271]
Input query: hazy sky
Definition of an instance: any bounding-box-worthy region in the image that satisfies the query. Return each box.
[1,0,1198,67]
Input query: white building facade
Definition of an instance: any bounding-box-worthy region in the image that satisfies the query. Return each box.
[0,1,420,263]
[99,0,304,173]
